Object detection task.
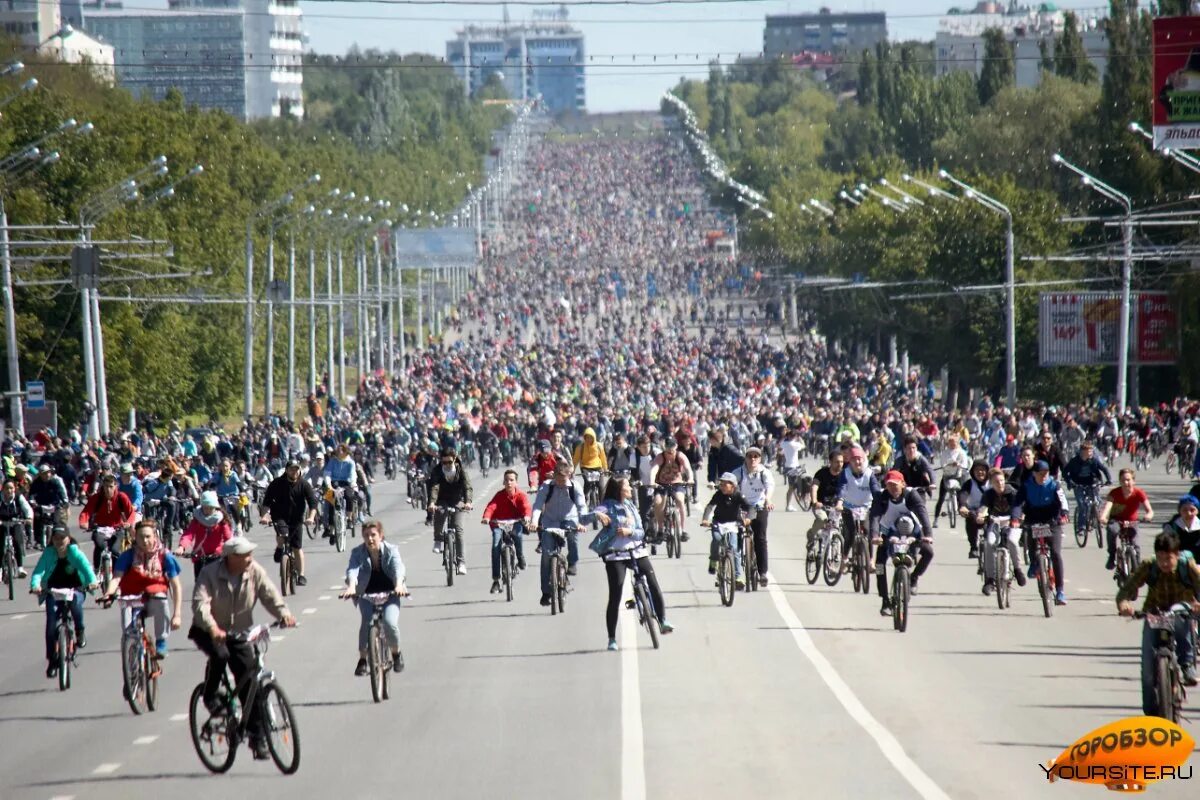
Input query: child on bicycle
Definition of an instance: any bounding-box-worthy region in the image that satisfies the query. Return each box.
[700,472,752,589]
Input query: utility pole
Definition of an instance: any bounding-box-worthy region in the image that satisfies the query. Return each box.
[0,197,22,433]
[286,228,297,422]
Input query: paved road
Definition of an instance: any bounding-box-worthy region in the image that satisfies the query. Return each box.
[0,456,1196,800]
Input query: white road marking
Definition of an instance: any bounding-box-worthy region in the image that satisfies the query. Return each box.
[328,585,342,591]
[48,795,76,800]
[169,713,188,722]
[11,614,26,620]
[1078,587,1094,593]
[273,636,286,642]
[318,595,331,601]
[619,607,646,800]
[132,735,158,745]
[766,583,952,800]
[302,608,317,615]
[92,763,120,775]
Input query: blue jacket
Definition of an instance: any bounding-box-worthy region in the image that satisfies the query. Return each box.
[30,543,97,592]
[118,477,144,512]
[345,541,406,597]
[1014,476,1069,524]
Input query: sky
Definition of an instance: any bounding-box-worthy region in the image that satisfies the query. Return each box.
[295,0,1108,112]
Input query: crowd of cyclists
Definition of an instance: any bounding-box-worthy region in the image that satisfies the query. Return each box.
[2,126,1200,759]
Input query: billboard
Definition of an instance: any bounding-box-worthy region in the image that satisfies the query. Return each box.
[392,227,477,268]
[1038,292,1179,366]
[1153,16,1200,149]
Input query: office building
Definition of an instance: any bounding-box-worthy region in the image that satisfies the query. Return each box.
[763,8,887,59]
[935,2,1107,88]
[83,0,303,120]
[0,0,115,81]
[446,9,585,114]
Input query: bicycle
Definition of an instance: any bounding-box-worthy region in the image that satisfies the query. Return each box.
[741,510,760,594]
[111,593,163,715]
[712,521,740,607]
[434,505,462,587]
[1112,520,1141,586]
[1073,485,1102,549]
[43,587,82,691]
[274,521,298,597]
[144,499,172,550]
[623,554,662,649]
[94,525,121,589]
[188,623,300,775]
[845,505,872,595]
[581,468,604,510]
[492,519,522,603]
[1028,523,1059,618]
[541,524,574,615]
[326,487,348,553]
[408,467,428,511]
[883,532,918,633]
[35,504,60,551]
[942,465,965,530]
[1,519,21,601]
[805,512,844,588]
[989,517,1015,611]
[786,466,812,512]
[655,485,686,559]
[358,591,406,703]
[1133,604,1193,724]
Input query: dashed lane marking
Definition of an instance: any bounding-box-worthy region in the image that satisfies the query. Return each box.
[619,606,646,800]
[92,763,120,775]
[11,614,27,620]
[133,736,158,745]
[169,713,188,722]
[318,595,331,601]
[302,608,317,615]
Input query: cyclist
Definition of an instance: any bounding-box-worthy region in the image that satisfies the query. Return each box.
[79,474,136,572]
[527,440,558,489]
[1099,468,1154,571]
[141,464,177,534]
[593,476,670,652]
[531,460,606,606]
[1163,495,1200,562]
[606,432,634,475]
[572,426,607,474]
[706,428,743,486]
[932,435,971,530]
[323,444,360,527]
[979,467,1026,595]
[1033,431,1065,479]
[891,436,935,498]
[342,520,407,677]
[1116,531,1200,714]
[189,536,295,762]
[176,491,234,579]
[1063,441,1111,541]
[701,471,751,589]
[868,470,933,616]
[728,447,775,586]
[29,526,98,677]
[481,469,532,594]
[779,430,806,511]
[650,438,693,544]
[993,435,1021,471]
[261,460,319,587]
[955,460,991,561]
[1013,460,1070,606]
[806,449,844,554]
[838,446,881,562]
[0,478,32,579]
[117,463,144,522]
[429,447,472,574]
[29,465,68,547]
[101,519,183,659]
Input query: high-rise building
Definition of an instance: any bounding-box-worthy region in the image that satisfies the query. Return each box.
[446,8,585,114]
[82,0,303,120]
[763,8,887,59]
[934,2,1107,88]
[0,0,115,81]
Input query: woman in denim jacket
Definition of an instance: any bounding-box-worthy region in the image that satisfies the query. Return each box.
[342,520,407,676]
[593,476,672,651]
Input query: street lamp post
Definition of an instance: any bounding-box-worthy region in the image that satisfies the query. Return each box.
[938,169,1017,408]
[1051,154,1134,411]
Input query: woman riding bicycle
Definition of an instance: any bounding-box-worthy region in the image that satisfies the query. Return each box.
[176,491,234,578]
[101,519,184,659]
[1099,468,1154,571]
[341,520,407,677]
[28,527,98,678]
[592,476,670,652]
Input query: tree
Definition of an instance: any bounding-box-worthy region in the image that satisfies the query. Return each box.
[1054,12,1099,84]
[978,28,1015,105]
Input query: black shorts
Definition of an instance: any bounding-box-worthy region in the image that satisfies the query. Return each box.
[274,522,303,550]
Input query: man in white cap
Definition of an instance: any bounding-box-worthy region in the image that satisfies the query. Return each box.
[189,536,295,761]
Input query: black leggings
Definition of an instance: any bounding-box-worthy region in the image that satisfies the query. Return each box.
[604,557,665,640]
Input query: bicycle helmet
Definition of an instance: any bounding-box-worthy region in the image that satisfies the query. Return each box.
[894,516,916,537]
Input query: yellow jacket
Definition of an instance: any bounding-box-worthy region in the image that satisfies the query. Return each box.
[573,428,607,470]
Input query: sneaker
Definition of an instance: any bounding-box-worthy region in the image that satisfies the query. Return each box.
[517,555,527,570]
[46,662,57,679]
[909,576,919,595]
[354,657,368,676]
[392,652,404,673]
[1183,666,1198,687]
[879,603,893,617]
[1027,563,1038,579]
[786,505,796,512]
[155,638,169,659]
[625,598,636,610]
[1054,591,1067,606]
[76,630,86,649]
[296,575,307,587]
[273,547,282,564]
[1105,553,1116,570]
[708,559,717,575]
[16,567,27,579]
[932,520,939,530]
[490,580,501,594]
[1015,570,1028,588]
[968,547,979,560]
[567,565,577,576]
[456,561,467,576]
[607,639,619,652]
[758,574,769,587]
[659,621,675,635]
[680,532,689,542]
[540,594,551,607]
[735,578,746,590]
[251,737,270,761]
[982,579,995,596]
[433,541,444,554]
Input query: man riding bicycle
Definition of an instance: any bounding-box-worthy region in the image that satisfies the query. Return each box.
[1014,460,1070,606]
[869,471,934,616]
[650,438,693,544]
[1063,441,1111,540]
[481,470,532,595]
[428,447,472,574]
[531,461,606,607]
[261,460,319,587]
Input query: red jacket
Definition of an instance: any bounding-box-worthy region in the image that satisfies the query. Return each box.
[79,491,135,530]
[178,518,234,558]
[482,489,532,523]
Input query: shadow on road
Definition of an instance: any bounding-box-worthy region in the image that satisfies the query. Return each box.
[22,771,220,789]
[758,625,887,633]
[0,711,126,723]
[427,613,543,621]
[459,649,598,659]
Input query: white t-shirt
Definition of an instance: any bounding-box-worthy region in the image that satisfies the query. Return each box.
[780,440,804,470]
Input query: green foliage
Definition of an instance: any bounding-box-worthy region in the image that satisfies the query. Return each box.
[0,43,502,425]
[978,28,1015,105]
[1054,12,1099,84]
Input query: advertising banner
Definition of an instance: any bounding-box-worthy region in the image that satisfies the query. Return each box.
[1152,16,1200,149]
[1038,292,1179,366]
[392,227,477,267]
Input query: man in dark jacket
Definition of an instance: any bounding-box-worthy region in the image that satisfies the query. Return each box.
[890,437,934,497]
[1033,431,1066,479]
[261,460,318,586]
[428,448,473,574]
[868,470,934,615]
[706,428,743,485]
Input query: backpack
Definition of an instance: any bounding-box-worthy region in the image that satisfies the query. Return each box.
[1147,559,1196,592]
[543,482,579,506]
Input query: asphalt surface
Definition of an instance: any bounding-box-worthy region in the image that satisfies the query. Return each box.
[1,455,1197,800]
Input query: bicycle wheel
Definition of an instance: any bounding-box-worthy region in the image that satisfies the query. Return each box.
[261,682,301,775]
[368,623,383,703]
[1037,554,1053,618]
[804,539,821,585]
[995,549,1009,611]
[145,647,159,712]
[1156,655,1179,724]
[948,504,957,530]
[122,633,147,714]
[1094,514,1103,549]
[718,550,735,607]
[797,492,812,512]
[305,521,316,540]
[549,556,560,616]
[280,552,292,597]
[635,582,660,650]
[444,534,456,587]
[664,520,675,558]
[823,535,844,587]
[556,558,568,613]
[334,513,346,553]
[744,545,758,593]
[855,538,871,595]
[892,568,910,633]
[1073,508,1088,547]
[503,547,514,603]
[189,683,237,773]
[57,625,71,692]
[4,551,13,601]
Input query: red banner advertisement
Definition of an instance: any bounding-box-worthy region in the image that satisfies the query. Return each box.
[1038,292,1178,366]
[1153,16,1200,149]
[1135,292,1179,364]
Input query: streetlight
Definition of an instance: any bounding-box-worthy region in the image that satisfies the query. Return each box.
[0,78,37,114]
[1051,153,1134,411]
[938,168,1016,408]
[838,190,862,207]
[902,173,960,202]
[856,182,908,213]
[879,178,925,207]
[1127,121,1200,175]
